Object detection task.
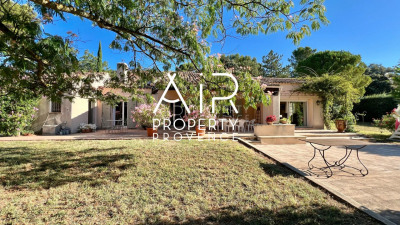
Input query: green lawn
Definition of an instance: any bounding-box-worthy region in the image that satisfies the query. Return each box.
[0,140,377,224]
[353,122,393,142]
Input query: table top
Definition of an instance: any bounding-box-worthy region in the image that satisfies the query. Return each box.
[304,139,373,147]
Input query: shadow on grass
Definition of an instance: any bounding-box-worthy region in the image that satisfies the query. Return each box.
[0,146,135,189]
[259,162,295,177]
[143,204,377,225]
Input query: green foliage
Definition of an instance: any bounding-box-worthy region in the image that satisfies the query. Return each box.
[289,46,316,76]
[261,50,290,77]
[0,1,81,101]
[33,0,327,71]
[295,51,367,77]
[373,114,397,132]
[2,0,327,109]
[352,94,398,122]
[79,49,110,72]
[294,50,371,128]
[297,74,371,129]
[0,92,39,136]
[393,64,400,99]
[219,54,262,77]
[176,63,197,72]
[364,64,394,95]
[96,41,103,72]
[170,57,270,115]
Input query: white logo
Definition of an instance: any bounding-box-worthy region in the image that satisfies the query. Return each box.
[153,73,238,114]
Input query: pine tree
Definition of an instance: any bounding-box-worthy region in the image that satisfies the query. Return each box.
[97,41,103,72]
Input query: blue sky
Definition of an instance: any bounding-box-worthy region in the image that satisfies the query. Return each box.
[44,0,400,70]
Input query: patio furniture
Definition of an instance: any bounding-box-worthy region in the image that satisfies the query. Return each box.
[217,119,229,132]
[304,139,371,177]
[226,120,236,132]
[106,120,127,133]
[237,119,246,132]
[246,119,255,132]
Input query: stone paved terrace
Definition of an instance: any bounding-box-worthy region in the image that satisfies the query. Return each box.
[250,141,400,224]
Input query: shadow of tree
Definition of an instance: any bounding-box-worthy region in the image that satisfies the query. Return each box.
[142,204,378,225]
[0,146,135,189]
[259,162,295,177]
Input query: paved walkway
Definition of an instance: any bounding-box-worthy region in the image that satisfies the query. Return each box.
[252,141,400,224]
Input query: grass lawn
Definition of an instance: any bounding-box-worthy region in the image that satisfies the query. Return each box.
[0,140,377,224]
[353,122,393,142]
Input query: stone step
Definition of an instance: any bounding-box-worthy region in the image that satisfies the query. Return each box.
[295,130,360,138]
[257,135,306,145]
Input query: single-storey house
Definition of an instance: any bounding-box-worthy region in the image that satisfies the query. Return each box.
[32,63,324,134]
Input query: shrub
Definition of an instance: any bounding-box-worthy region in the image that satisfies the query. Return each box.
[373,114,397,132]
[183,105,216,127]
[266,115,277,123]
[131,103,171,128]
[352,94,397,122]
[0,94,39,136]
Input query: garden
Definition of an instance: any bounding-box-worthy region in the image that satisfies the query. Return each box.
[0,140,378,224]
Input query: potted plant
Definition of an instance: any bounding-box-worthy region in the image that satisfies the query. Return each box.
[131,103,171,137]
[266,115,276,125]
[22,130,35,136]
[183,105,215,136]
[279,117,290,124]
[334,118,347,133]
[79,123,96,133]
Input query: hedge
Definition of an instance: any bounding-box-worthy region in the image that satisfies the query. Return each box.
[352,94,398,122]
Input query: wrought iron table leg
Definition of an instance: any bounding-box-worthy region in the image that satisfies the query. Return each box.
[308,148,316,169]
[319,150,333,177]
[356,149,369,176]
[308,143,332,177]
[336,147,350,166]
[337,146,368,176]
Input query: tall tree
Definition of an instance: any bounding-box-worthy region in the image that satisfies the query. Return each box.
[0,1,80,101]
[261,50,290,77]
[1,0,328,107]
[295,51,371,128]
[295,50,367,77]
[96,41,103,72]
[288,46,316,73]
[364,64,394,95]
[219,54,262,77]
[79,50,110,72]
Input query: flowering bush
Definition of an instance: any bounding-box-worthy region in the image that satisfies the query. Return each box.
[183,105,216,127]
[131,103,171,128]
[373,106,399,132]
[266,115,277,123]
[79,123,97,131]
[393,106,400,131]
[0,94,39,136]
[373,114,396,132]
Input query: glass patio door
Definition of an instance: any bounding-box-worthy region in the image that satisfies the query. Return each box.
[289,102,307,127]
[113,102,128,126]
[281,101,307,127]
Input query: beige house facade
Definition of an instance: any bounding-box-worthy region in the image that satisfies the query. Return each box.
[33,64,324,134]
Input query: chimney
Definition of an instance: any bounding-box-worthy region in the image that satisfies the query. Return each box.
[117,62,128,83]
